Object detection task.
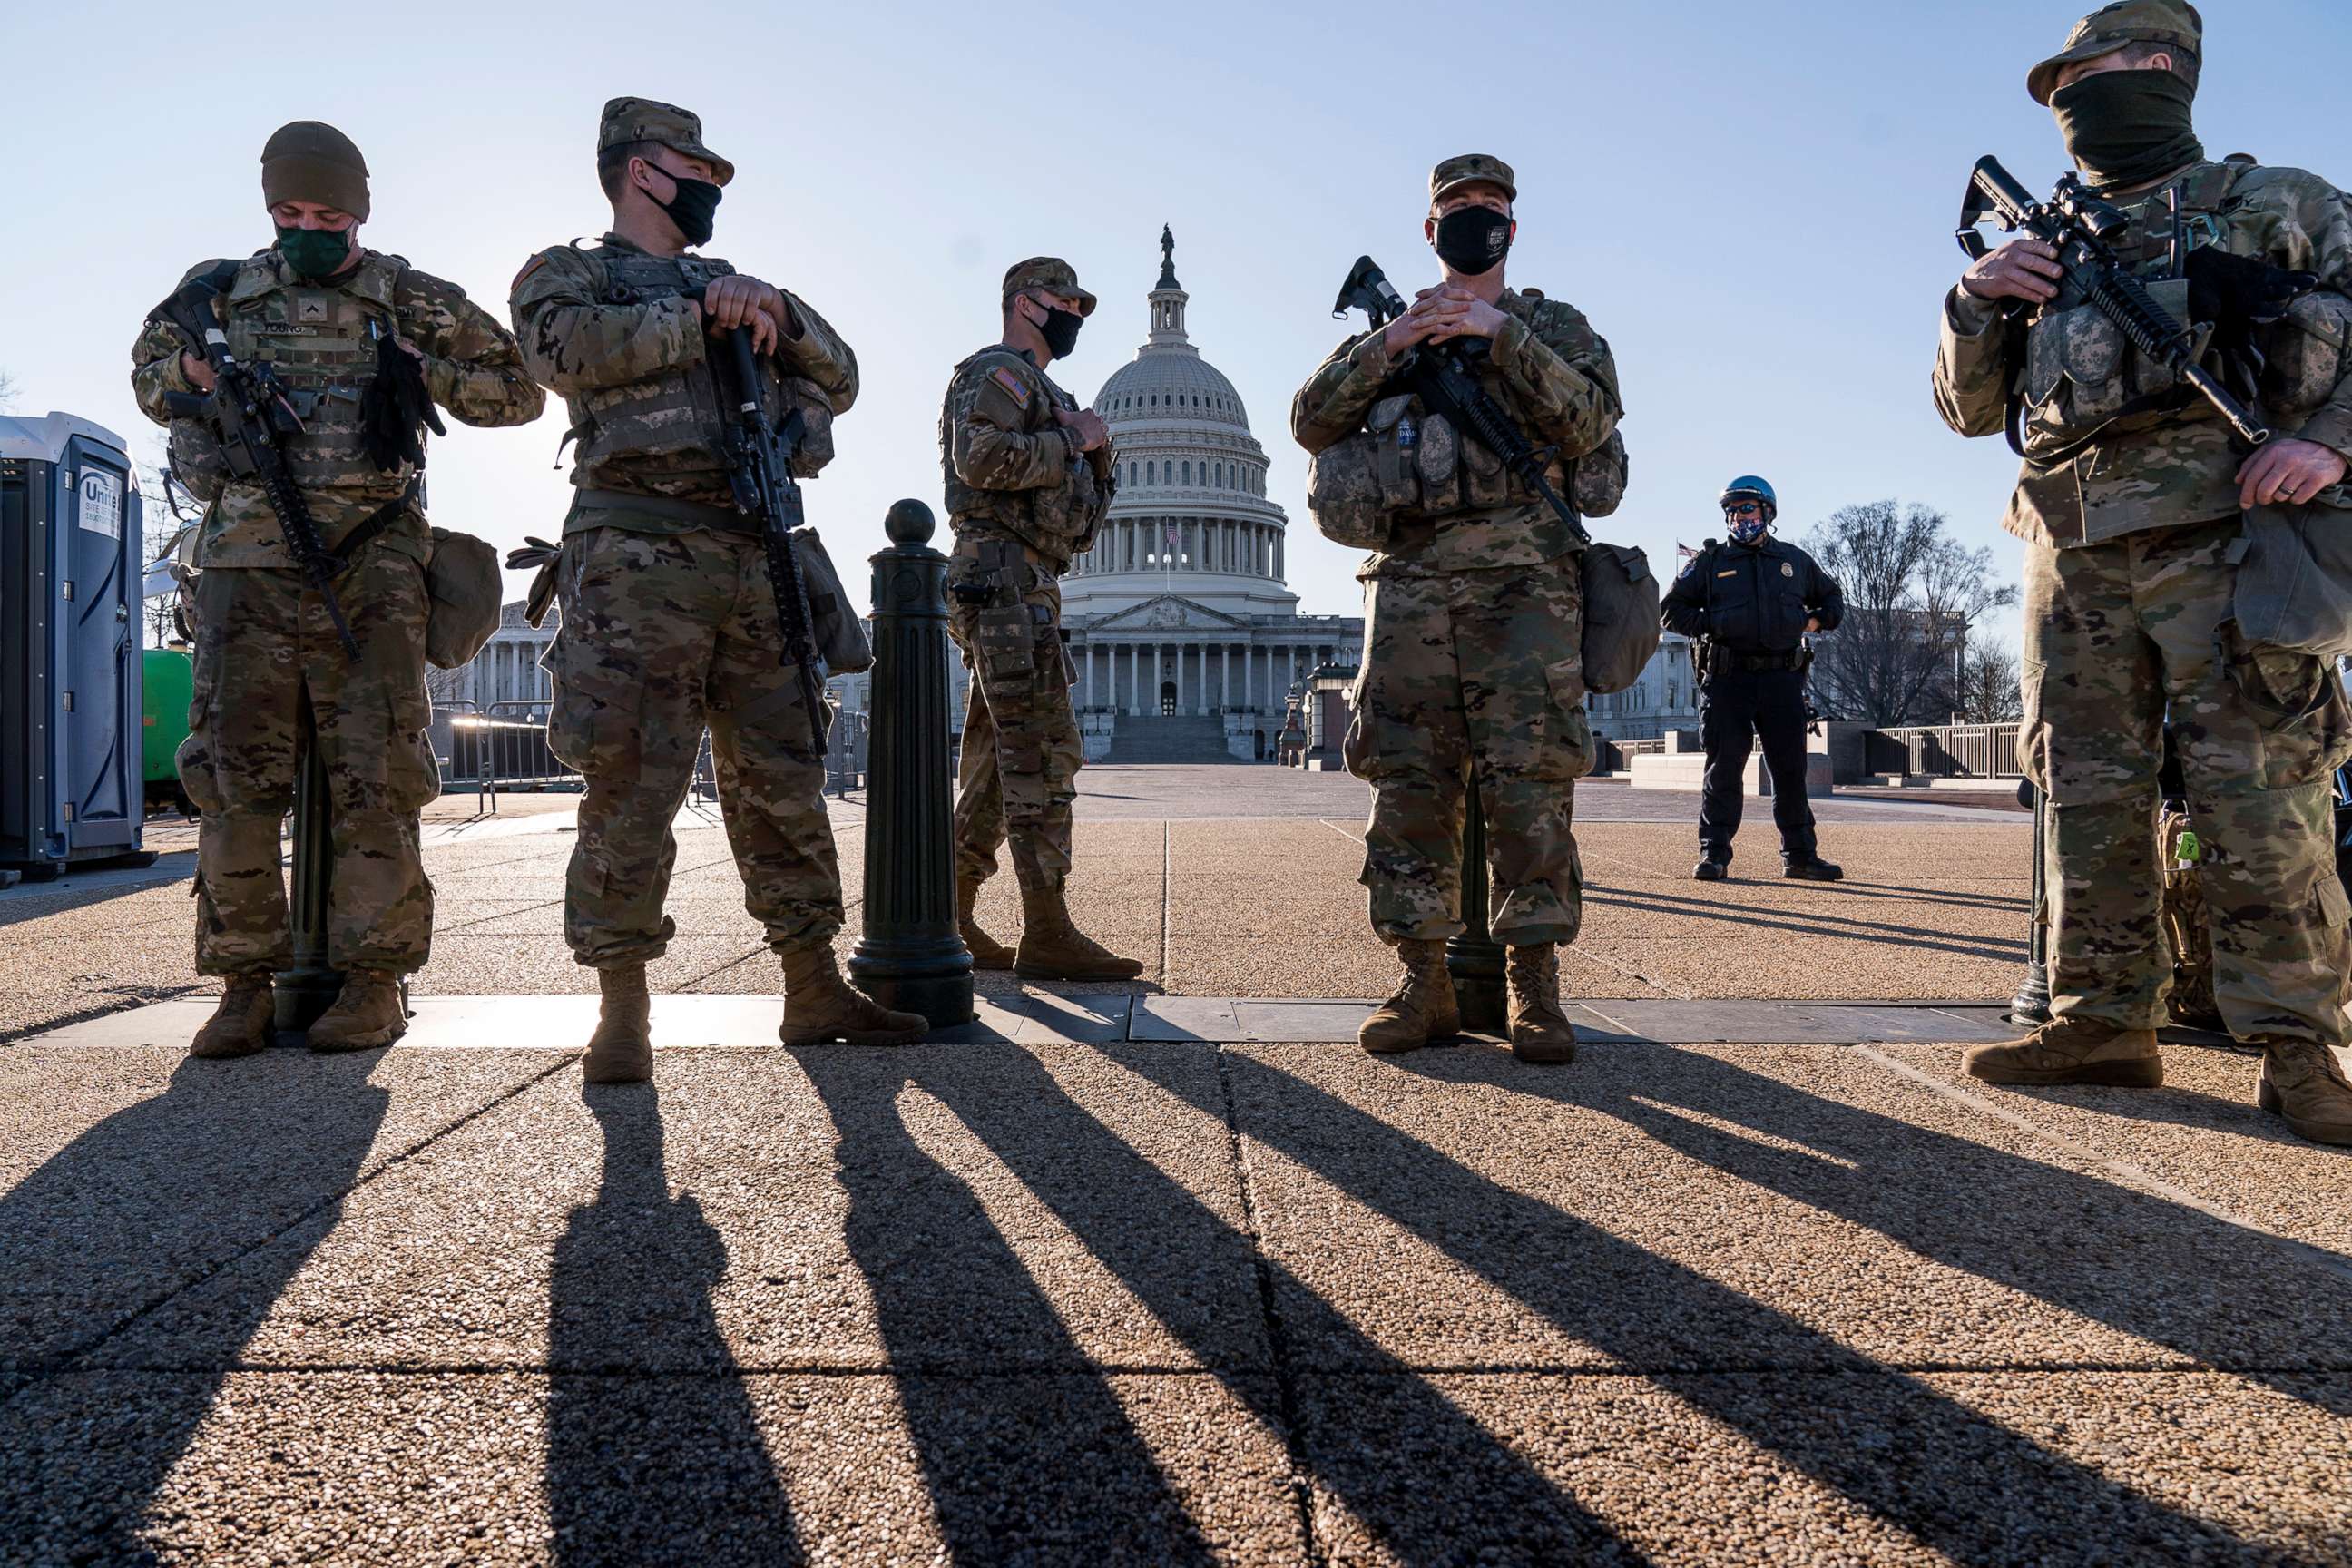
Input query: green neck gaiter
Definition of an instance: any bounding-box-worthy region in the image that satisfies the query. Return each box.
[276,225,356,281]
[2051,69,2203,191]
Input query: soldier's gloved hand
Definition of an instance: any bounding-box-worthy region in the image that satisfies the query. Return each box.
[1961,238,2062,305]
[1055,407,1111,452]
[2238,437,2349,510]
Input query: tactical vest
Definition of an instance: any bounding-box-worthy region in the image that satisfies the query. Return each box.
[939,348,1108,568]
[559,246,834,486]
[217,250,413,504]
[1308,291,1600,570]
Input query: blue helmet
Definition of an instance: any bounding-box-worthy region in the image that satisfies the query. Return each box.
[1720,475,1777,522]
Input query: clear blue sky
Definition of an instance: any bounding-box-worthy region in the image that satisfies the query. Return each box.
[5,0,2347,634]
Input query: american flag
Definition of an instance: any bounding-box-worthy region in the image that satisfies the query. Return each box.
[1165,522,1180,548]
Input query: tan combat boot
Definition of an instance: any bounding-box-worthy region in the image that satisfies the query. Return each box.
[779,943,928,1045]
[958,875,1015,971]
[1013,886,1146,982]
[1962,1015,2161,1087]
[1359,938,1460,1055]
[306,969,408,1054]
[2256,1040,2352,1147]
[582,964,653,1084]
[191,975,275,1059]
[1505,944,1579,1064]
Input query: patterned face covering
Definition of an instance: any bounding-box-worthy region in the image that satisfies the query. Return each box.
[1725,506,1769,545]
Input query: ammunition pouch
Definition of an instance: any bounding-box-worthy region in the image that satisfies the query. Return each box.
[1572,427,1630,520]
[2021,279,2201,450]
[2259,290,2352,430]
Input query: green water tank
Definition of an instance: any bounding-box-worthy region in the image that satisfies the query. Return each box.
[142,647,191,789]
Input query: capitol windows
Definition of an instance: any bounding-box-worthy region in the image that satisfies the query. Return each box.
[1147,462,1156,484]
[1181,461,1191,485]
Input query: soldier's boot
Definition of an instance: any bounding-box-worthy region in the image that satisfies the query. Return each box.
[582,965,654,1084]
[306,969,407,1054]
[191,975,275,1059]
[2255,1040,2352,1147]
[958,875,1016,971]
[1505,944,1579,1065]
[1013,886,1146,982]
[779,943,927,1046]
[1782,856,1844,882]
[1962,1015,2162,1088]
[1692,858,1729,882]
[1359,939,1460,1055]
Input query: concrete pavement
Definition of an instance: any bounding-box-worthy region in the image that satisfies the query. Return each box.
[6,765,2349,1564]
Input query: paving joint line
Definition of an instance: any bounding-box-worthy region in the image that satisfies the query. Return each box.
[1854,1044,2352,1287]
[1158,820,1173,990]
[0,984,208,1049]
[1214,1044,1329,1568]
[10,1054,580,1407]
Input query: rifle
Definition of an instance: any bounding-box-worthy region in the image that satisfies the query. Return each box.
[719,326,828,759]
[150,273,363,660]
[1330,255,1587,547]
[1955,154,2270,451]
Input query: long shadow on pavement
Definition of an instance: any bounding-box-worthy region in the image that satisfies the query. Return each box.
[546,1086,802,1566]
[0,1054,389,1554]
[804,1045,1656,1566]
[1116,1045,2314,1565]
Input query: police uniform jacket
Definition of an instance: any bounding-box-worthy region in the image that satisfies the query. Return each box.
[1661,536,1844,653]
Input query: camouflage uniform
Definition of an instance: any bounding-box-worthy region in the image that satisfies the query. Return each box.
[1935,6,2352,1055]
[511,113,858,971]
[130,243,542,981]
[939,260,1115,901]
[1292,172,1622,953]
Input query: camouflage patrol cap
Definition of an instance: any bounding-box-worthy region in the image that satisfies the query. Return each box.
[1001,257,1096,317]
[598,97,735,187]
[260,122,369,220]
[2027,0,2202,105]
[1430,153,1516,205]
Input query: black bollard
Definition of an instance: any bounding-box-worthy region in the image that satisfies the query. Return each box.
[274,691,343,1036]
[848,500,975,1026]
[2010,778,2051,1024]
[1449,779,1507,1033]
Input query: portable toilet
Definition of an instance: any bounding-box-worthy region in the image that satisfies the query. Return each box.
[143,646,194,816]
[0,412,148,878]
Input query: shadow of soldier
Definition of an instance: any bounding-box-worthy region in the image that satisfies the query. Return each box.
[0,1052,390,1554]
[1109,1044,2308,1566]
[800,1044,1652,1566]
[545,1085,802,1566]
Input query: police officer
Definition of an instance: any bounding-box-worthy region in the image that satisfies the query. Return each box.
[1661,476,1846,882]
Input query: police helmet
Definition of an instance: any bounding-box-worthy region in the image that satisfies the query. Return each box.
[1720,475,1777,524]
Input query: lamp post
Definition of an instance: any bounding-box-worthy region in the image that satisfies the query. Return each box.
[1449,781,1507,1033]
[272,693,342,1035]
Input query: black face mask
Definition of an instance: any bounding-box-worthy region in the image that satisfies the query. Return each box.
[1034,301,1084,358]
[1433,205,1513,276]
[2050,68,2203,191]
[648,168,722,246]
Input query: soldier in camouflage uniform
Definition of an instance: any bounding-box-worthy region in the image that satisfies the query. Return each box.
[512,98,925,1082]
[131,122,544,1059]
[940,259,1142,981]
[1292,155,1622,1063]
[1936,1,2352,1145]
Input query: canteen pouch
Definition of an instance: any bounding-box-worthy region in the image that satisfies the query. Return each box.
[792,526,872,675]
[2230,487,2352,659]
[1572,427,1629,519]
[1579,541,1661,696]
[423,526,504,670]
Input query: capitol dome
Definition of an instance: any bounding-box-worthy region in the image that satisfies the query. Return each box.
[1063,228,1297,621]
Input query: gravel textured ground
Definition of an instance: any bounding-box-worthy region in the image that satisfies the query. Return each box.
[12,769,2346,1564]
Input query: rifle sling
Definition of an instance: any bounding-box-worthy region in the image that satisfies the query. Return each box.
[313,479,423,578]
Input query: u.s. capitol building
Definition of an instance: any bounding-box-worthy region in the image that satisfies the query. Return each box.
[1059,230,1360,760]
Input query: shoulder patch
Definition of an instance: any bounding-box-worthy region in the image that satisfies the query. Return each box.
[512,254,549,293]
[988,366,1033,407]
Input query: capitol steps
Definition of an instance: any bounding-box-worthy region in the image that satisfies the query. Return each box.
[1107,716,1241,764]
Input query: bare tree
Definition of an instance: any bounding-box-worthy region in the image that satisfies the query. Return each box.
[0,368,16,411]
[1955,642,2024,723]
[1804,500,2018,725]
[135,436,198,650]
